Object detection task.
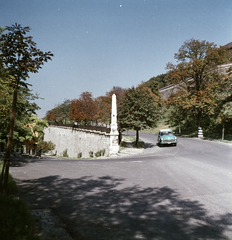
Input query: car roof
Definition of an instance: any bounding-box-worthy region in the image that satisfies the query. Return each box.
[159,129,173,132]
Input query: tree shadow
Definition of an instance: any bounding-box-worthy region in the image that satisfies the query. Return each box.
[9,155,42,167]
[16,175,231,240]
[144,143,156,149]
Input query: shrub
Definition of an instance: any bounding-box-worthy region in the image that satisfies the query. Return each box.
[63,149,68,157]
[95,151,101,157]
[94,149,106,157]
[77,152,82,158]
[89,151,93,158]
[41,141,56,153]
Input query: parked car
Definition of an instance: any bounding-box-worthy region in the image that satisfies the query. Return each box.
[157,129,177,146]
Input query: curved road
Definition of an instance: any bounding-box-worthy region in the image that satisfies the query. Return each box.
[10,132,232,240]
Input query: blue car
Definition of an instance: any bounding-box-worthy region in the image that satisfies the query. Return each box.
[157,129,177,146]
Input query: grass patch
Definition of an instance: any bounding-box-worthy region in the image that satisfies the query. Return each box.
[0,160,39,240]
[142,120,171,134]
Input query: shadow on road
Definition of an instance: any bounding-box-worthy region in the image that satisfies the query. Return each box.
[9,156,41,167]
[144,142,156,149]
[16,175,231,240]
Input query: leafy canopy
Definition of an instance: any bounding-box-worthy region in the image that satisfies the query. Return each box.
[166,39,231,129]
[0,23,53,87]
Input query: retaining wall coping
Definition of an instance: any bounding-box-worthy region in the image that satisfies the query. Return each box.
[48,125,110,136]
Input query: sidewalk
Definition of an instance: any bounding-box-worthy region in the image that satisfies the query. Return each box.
[110,136,144,158]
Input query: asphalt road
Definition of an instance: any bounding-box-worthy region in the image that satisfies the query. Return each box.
[10,133,232,240]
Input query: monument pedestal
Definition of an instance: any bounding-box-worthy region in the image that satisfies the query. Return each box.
[110,130,119,155]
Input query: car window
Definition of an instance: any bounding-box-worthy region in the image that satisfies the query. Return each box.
[159,131,174,136]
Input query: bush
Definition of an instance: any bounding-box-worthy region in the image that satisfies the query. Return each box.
[95,151,101,157]
[77,152,82,158]
[89,151,93,158]
[63,149,68,157]
[40,141,56,153]
[94,149,106,157]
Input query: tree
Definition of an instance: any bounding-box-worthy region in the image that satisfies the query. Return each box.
[118,85,160,147]
[216,102,232,140]
[69,92,97,125]
[0,23,53,194]
[146,73,171,90]
[45,99,71,124]
[94,86,127,125]
[94,96,111,124]
[105,86,127,104]
[45,107,59,122]
[0,81,42,150]
[214,68,232,139]
[28,115,49,155]
[166,39,231,135]
[59,99,71,124]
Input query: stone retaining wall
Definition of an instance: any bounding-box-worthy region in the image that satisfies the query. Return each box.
[44,126,110,158]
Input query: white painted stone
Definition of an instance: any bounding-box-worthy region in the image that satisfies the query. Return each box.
[198,127,203,138]
[110,94,119,155]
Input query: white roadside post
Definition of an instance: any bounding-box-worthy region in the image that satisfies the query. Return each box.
[198,127,203,138]
[110,94,119,155]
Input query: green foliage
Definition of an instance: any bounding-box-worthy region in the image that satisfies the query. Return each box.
[146,73,171,91]
[95,149,105,157]
[0,23,53,193]
[0,161,38,240]
[0,85,43,146]
[166,38,232,131]
[118,86,160,131]
[0,23,53,86]
[89,151,94,158]
[77,152,82,158]
[118,85,161,147]
[63,149,68,157]
[0,195,37,240]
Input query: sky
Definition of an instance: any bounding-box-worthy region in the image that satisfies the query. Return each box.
[1,0,231,118]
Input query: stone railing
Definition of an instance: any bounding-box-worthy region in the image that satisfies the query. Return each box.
[48,122,111,133]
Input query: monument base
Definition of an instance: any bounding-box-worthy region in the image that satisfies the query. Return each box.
[109,132,119,155]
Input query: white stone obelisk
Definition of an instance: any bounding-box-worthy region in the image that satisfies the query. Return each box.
[110,94,119,155]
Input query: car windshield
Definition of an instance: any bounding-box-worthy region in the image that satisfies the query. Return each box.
[161,131,173,136]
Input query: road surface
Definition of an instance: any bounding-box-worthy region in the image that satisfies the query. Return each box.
[10,133,232,240]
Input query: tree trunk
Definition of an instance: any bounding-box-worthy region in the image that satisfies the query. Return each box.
[222,124,225,141]
[179,122,181,135]
[197,109,202,129]
[1,88,18,194]
[118,131,122,144]
[136,130,139,148]
[0,160,6,192]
